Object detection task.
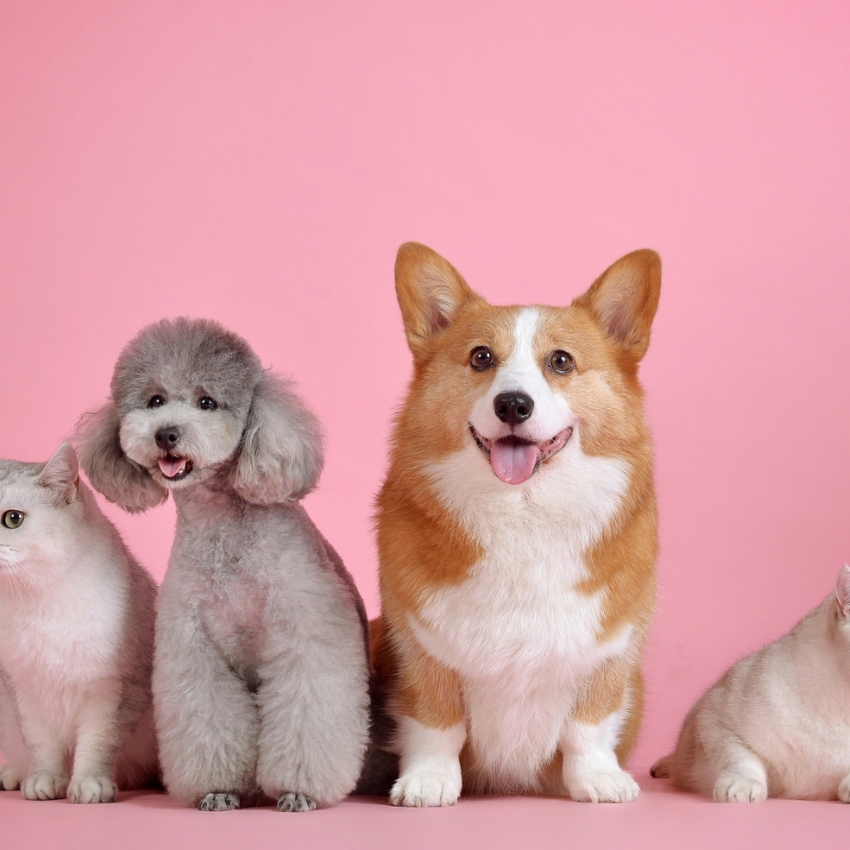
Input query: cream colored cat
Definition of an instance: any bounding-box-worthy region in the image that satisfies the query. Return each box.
[652,565,850,802]
[0,443,158,802]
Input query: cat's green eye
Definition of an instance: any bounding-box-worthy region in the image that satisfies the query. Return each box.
[2,510,25,530]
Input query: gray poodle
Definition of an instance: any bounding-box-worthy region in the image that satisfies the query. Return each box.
[76,317,370,812]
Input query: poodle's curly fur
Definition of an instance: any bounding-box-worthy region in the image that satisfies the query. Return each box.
[77,317,370,811]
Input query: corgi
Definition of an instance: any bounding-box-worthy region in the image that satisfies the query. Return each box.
[373,242,661,806]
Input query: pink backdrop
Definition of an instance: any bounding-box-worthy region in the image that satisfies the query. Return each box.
[1,1,848,845]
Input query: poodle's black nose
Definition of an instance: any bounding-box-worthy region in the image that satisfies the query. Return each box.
[494,392,534,425]
[155,426,182,450]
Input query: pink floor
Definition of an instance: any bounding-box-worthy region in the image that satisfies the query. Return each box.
[3,768,844,850]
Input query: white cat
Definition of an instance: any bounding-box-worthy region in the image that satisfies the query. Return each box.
[0,443,158,802]
[651,565,850,802]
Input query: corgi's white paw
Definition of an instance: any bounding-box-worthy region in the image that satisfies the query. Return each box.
[390,772,461,807]
[714,773,767,803]
[567,768,640,803]
[838,775,850,803]
[21,772,69,801]
[68,775,118,803]
[0,764,21,791]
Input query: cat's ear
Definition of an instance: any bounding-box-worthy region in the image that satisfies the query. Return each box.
[836,565,850,620]
[39,443,80,506]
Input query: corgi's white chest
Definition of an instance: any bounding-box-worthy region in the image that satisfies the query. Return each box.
[413,444,633,784]
[412,553,622,682]
[417,438,631,680]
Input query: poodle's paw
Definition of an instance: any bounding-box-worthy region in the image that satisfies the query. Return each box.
[714,773,767,803]
[68,775,118,804]
[567,768,640,803]
[839,775,850,803]
[390,771,461,807]
[199,792,241,811]
[21,772,69,801]
[277,792,317,812]
[0,764,21,791]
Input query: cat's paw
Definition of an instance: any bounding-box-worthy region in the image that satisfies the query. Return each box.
[714,774,767,803]
[277,792,317,812]
[199,792,241,811]
[21,772,69,801]
[0,764,21,791]
[566,768,640,803]
[390,772,461,807]
[838,775,850,803]
[68,775,118,803]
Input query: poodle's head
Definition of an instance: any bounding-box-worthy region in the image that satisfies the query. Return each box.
[77,318,324,512]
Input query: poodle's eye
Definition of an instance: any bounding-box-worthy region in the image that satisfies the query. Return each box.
[2,510,25,530]
[548,350,575,375]
[198,397,217,411]
[147,395,166,409]
[470,346,495,371]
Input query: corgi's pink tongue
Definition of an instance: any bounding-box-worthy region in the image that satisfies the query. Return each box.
[490,439,540,485]
[158,457,187,478]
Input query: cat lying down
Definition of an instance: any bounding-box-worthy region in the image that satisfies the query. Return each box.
[652,565,850,802]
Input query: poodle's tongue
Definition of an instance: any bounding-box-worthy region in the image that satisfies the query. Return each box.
[490,438,540,485]
[158,457,187,479]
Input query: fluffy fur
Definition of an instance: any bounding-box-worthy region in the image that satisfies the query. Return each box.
[0,443,158,803]
[373,243,661,806]
[76,317,370,811]
[651,565,850,802]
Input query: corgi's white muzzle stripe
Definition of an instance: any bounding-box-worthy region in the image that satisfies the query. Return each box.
[468,307,575,485]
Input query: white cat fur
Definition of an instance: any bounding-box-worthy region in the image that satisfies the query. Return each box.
[652,565,850,802]
[0,443,158,803]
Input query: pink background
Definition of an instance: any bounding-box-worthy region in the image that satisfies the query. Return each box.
[1,1,848,846]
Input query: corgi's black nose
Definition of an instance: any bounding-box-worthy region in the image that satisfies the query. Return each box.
[155,426,182,449]
[494,392,534,425]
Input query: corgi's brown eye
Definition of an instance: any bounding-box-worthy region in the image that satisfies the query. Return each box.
[470,346,495,371]
[199,397,217,411]
[147,395,166,409]
[2,510,25,530]
[549,350,575,374]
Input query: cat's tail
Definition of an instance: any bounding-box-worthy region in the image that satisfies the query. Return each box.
[649,755,672,779]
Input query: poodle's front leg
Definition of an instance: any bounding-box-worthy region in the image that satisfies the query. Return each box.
[254,627,370,811]
[153,598,258,810]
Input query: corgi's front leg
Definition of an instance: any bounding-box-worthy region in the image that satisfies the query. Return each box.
[560,661,640,803]
[388,641,466,807]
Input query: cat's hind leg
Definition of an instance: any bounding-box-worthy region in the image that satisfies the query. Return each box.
[0,674,29,790]
[710,740,768,803]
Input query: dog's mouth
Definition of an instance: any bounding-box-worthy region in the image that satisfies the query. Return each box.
[469,424,573,485]
[157,454,194,482]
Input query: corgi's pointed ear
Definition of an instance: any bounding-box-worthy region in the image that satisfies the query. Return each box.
[573,249,661,363]
[836,565,850,620]
[395,242,483,358]
[39,443,80,506]
[75,402,167,514]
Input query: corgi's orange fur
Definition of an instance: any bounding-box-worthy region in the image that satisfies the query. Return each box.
[374,243,661,806]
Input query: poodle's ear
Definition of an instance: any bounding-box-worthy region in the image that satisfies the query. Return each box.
[75,402,167,514]
[230,372,324,505]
